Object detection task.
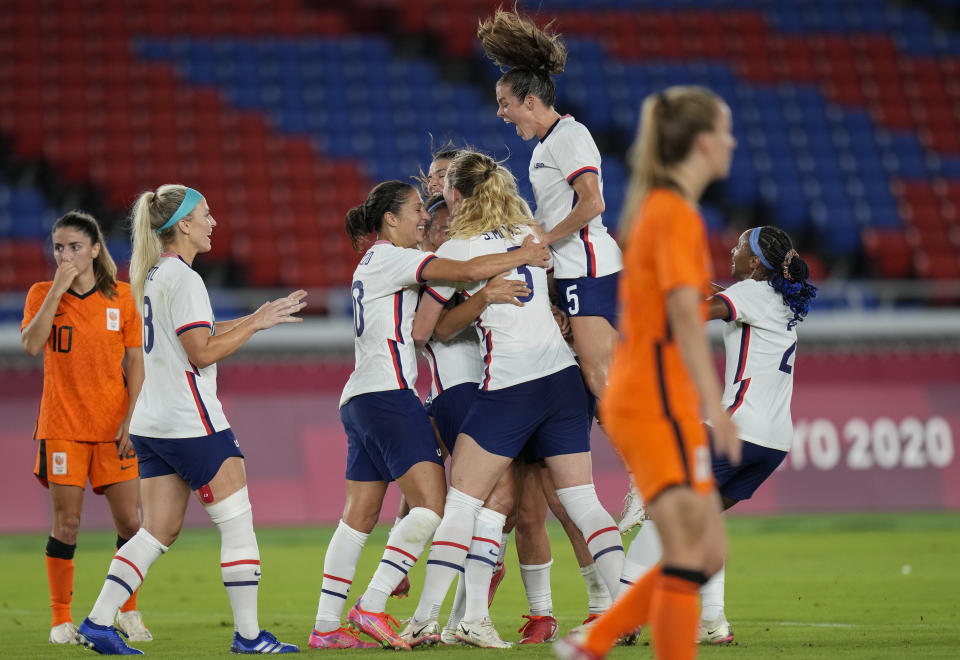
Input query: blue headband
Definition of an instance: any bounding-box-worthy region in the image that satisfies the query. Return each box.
[156,188,203,233]
[749,228,773,270]
[426,198,447,215]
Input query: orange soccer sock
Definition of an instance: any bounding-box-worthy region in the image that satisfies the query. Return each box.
[583,566,661,656]
[649,567,705,660]
[46,536,76,627]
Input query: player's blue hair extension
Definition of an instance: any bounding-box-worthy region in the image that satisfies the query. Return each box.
[753,226,817,330]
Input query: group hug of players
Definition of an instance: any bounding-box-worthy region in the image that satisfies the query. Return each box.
[23,8,815,659]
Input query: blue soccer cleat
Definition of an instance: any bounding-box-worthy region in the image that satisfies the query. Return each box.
[76,618,143,655]
[230,629,300,654]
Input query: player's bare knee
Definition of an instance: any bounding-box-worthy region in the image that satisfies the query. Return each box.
[53,515,81,543]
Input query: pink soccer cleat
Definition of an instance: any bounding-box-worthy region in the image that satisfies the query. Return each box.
[391,575,411,599]
[346,603,410,650]
[518,614,559,644]
[487,563,506,606]
[309,627,379,649]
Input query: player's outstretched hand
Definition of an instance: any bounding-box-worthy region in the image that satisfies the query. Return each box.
[519,234,551,269]
[480,272,531,307]
[254,289,308,330]
[707,403,741,465]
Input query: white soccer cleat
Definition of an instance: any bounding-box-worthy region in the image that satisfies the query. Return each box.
[116,610,154,642]
[439,627,461,645]
[49,621,79,644]
[697,614,734,645]
[399,617,441,647]
[455,617,513,649]
[618,485,646,534]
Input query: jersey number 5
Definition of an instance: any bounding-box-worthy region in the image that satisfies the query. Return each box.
[505,246,534,303]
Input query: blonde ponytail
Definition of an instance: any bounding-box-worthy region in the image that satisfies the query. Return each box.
[446,152,534,240]
[129,184,189,310]
[618,86,722,247]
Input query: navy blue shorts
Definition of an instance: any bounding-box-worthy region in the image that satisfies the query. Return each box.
[130,428,244,491]
[426,382,478,454]
[711,439,787,501]
[556,272,620,328]
[341,389,443,482]
[460,366,590,459]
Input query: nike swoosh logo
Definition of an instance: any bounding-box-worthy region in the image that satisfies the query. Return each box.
[487,549,498,557]
[254,570,261,577]
[120,465,134,470]
[54,312,66,317]
[401,559,414,568]
[414,624,431,636]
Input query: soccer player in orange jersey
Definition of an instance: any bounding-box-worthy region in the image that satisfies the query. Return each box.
[21,211,150,645]
[555,86,741,660]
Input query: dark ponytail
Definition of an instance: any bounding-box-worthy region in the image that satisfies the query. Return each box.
[345,180,415,251]
[478,7,567,107]
[752,226,817,330]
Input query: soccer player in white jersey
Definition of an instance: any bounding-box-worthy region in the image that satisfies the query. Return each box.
[75,185,305,655]
[479,7,622,403]
[308,180,549,650]
[479,8,629,636]
[613,225,817,648]
[699,225,817,643]
[402,151,624,649]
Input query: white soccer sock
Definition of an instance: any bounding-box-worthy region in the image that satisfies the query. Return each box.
[89,529,167,626]
[206,487,260,639]
[444,575,466,631]
[413,488,483,622]
[700,564,726,622]
[496,531,510,567]
[580,563,612,614]
[557,484,624,599]
[519,560,553,616]
[463,508,506,622]
[315,520,369,632]
[621,518,663,584]
[359,507,441,613]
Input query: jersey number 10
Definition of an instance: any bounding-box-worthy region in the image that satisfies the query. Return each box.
[49,324,73,353]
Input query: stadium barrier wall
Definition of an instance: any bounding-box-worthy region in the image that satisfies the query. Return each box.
[0,350,957,533]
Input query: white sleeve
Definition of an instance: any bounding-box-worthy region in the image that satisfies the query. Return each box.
[424,240,468,303]
[171,271,214,336]
[715,280,768,325]
[377,246,437,289]
[551,124,601,186]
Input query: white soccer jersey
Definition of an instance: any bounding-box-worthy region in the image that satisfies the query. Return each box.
[340,242,437,407]
[422,302,483,400]
[714,279,797,452]
[131,255,229,438]
[426,226,576,390]
[529,115,623,279]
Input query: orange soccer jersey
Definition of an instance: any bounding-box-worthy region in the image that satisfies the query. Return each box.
[601,187,715,501]
[22,281,142,443]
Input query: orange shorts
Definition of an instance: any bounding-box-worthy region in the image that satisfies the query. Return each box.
[34,438,139,494]
[604,410,714,503]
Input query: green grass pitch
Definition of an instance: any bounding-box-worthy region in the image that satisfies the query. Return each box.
[1,512,957,659]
